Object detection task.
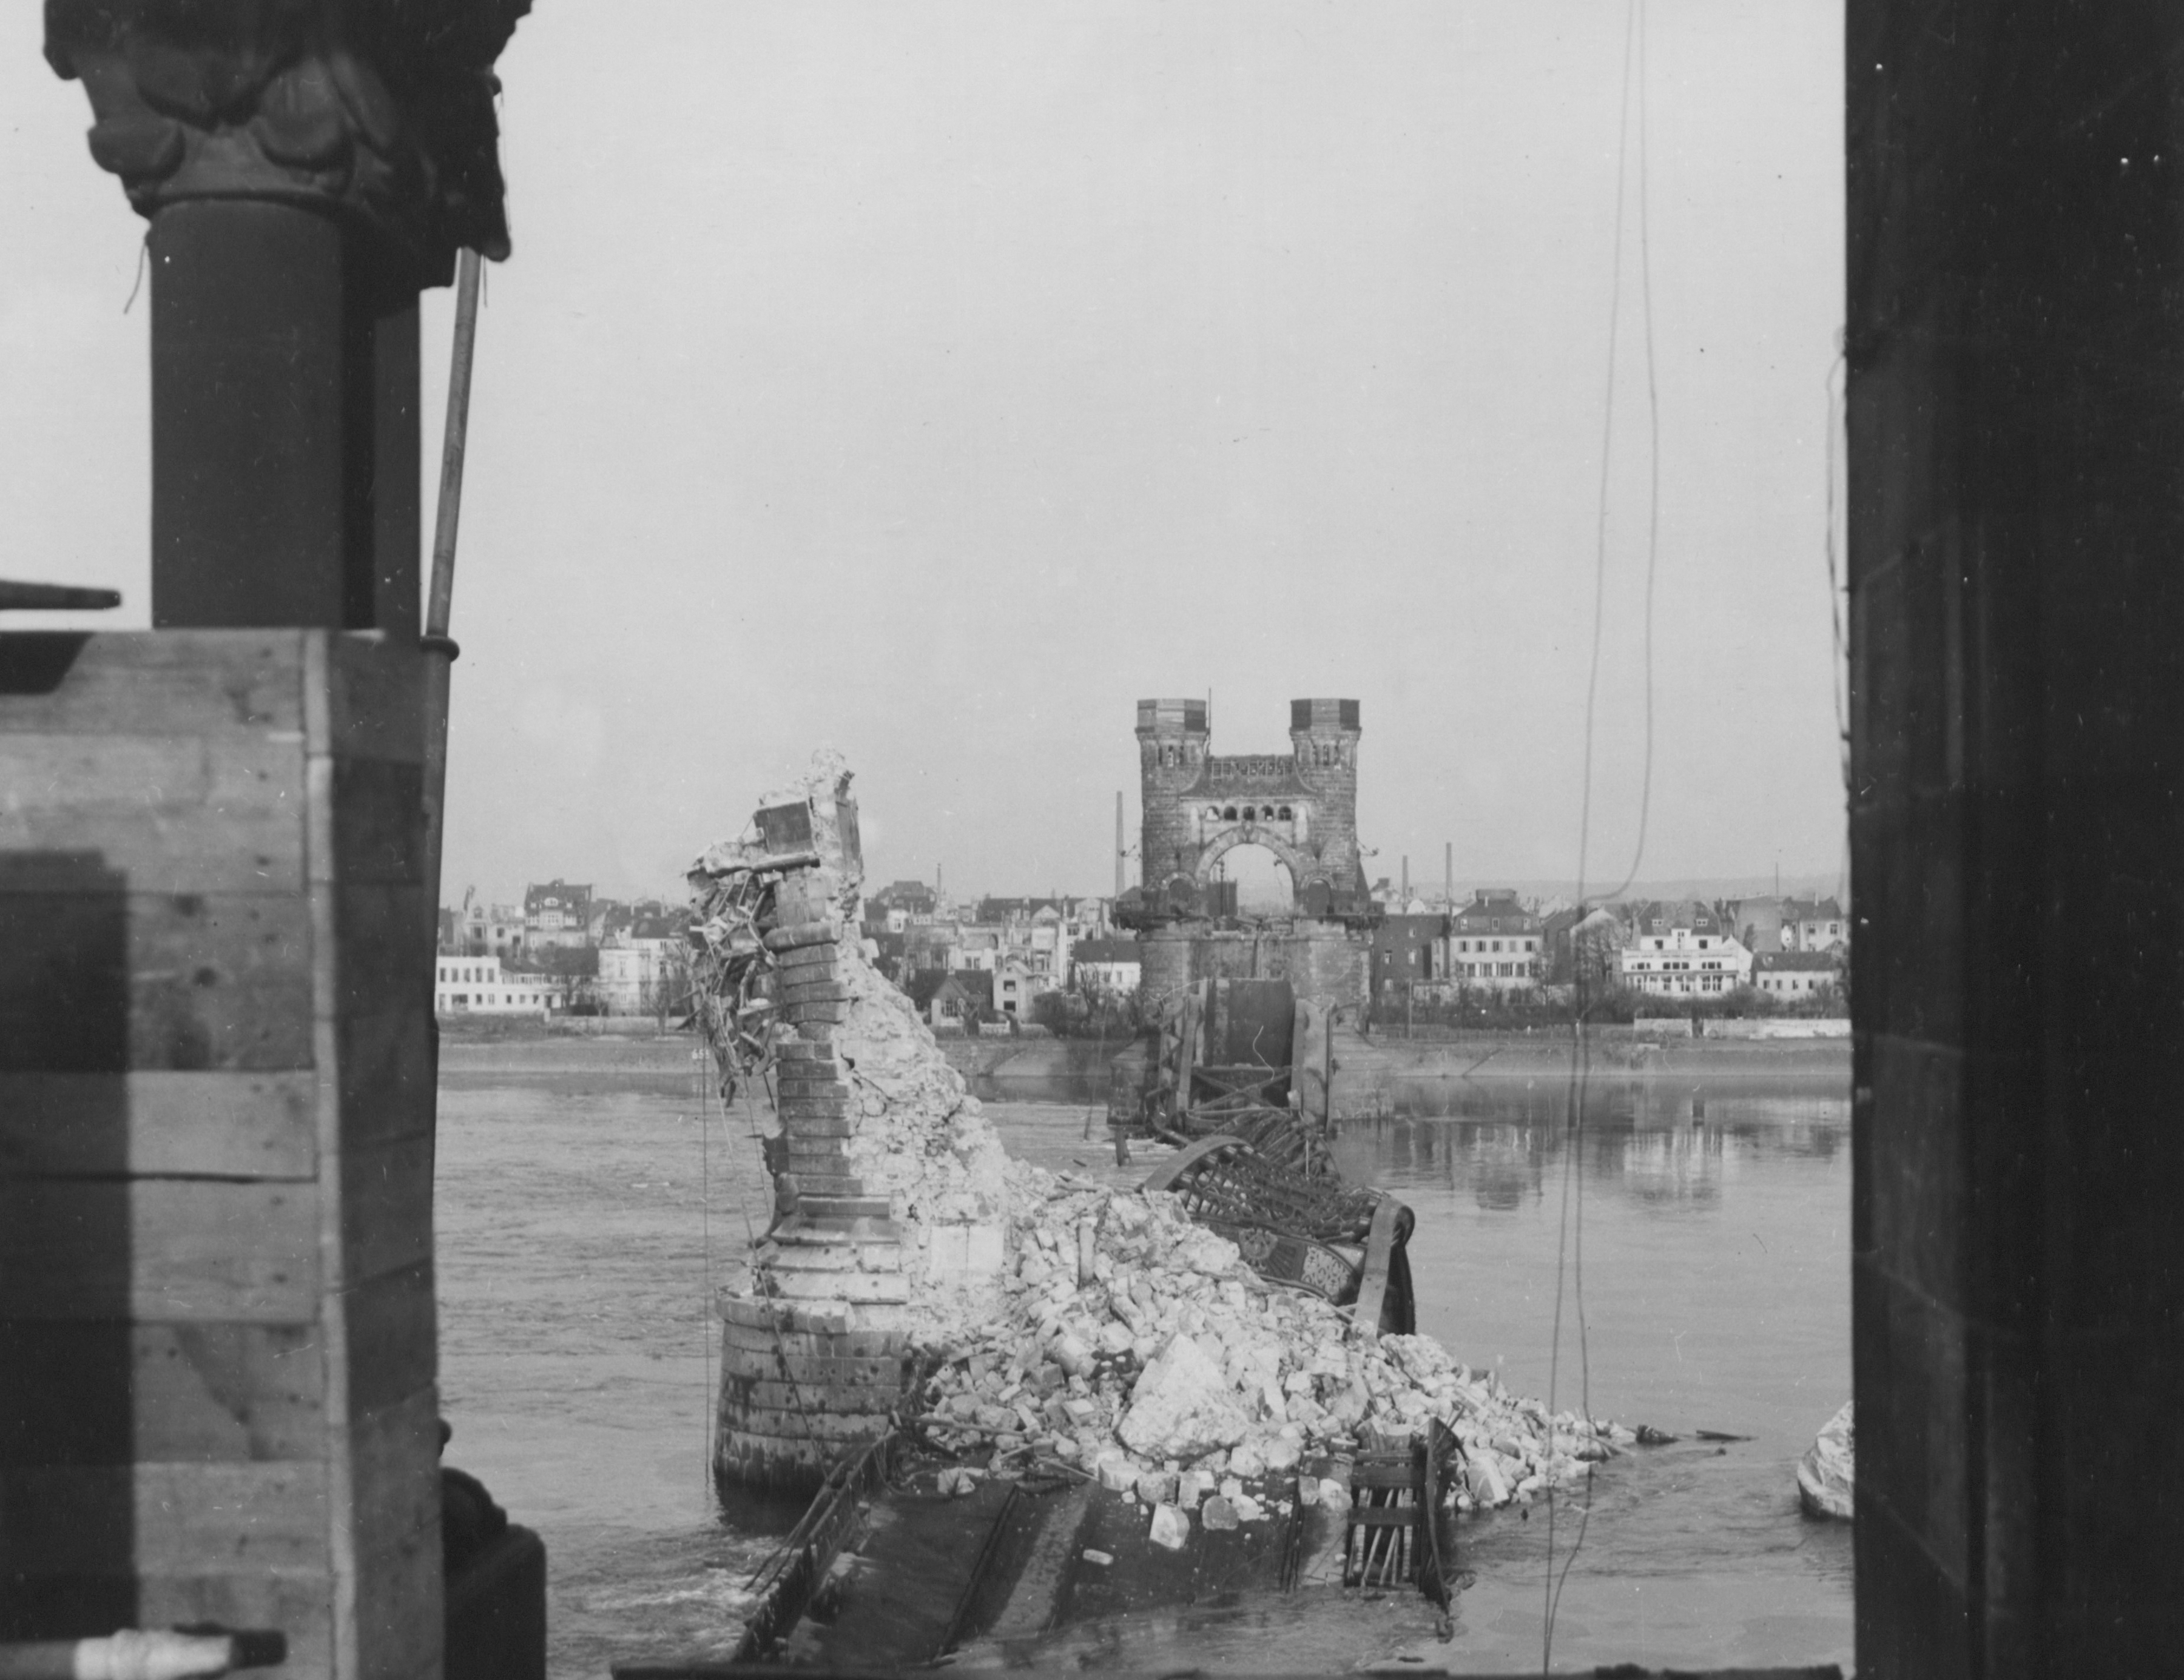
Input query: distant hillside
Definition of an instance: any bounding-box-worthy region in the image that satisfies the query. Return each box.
[1410,873,1847,910]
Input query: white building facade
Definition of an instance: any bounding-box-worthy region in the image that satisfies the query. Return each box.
[434,957,566,1017]
[1619,922,1754,997]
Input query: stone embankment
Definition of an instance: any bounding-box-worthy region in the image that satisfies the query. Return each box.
[940,1027,1850,1101]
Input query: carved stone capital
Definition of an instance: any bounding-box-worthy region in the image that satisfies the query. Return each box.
[45,0,531,290]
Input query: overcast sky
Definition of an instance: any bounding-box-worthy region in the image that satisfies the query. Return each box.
[5,2,1844,908]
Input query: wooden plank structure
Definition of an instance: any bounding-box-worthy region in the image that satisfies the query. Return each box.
[0,631,442,1679]
[1340,1420,1460,1611]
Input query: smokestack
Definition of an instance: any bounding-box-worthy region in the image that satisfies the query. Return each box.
[1116,791,1125,897]
[1445,841,1453,908]
[1401,855,1409,904]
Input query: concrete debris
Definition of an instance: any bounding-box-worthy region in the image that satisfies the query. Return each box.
[1147,1504,1190,1551]
[911,1164,1625,1520]
[1117,1334,1253,1460]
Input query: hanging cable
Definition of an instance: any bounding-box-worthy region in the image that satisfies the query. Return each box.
[1570,0,1641,919]
[1546,0,1653,1667]
[1823,346,1853,911]
[1602,0,1663,907]
[699,1062,707,1494]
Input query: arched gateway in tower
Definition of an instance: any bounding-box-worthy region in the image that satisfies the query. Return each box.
[1128,696,1375,921]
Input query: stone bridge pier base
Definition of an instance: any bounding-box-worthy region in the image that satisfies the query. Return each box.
[1136,922,1367,1023]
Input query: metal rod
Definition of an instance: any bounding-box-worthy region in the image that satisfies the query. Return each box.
[0,580,121,612]
[421,246,484,967]
[426,247,482,644]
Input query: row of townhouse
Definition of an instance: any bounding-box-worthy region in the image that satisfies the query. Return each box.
[440,879,600,958]
[1371,890,1849,1004]
[900,935,1147,1030]
[1371,889,1548,993]
[866,884,1122,1023]
[437,880,692,1016]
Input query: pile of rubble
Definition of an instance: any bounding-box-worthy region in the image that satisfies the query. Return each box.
[827,944,1011,1236]
[696,752,1624,1527]
[911,1163,1630,1522]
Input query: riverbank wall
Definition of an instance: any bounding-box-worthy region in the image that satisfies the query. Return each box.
[938,1026,1849,1092]
[437,1024,1849,1098]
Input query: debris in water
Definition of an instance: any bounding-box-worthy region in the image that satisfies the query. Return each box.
[1796,1402,1853,1520]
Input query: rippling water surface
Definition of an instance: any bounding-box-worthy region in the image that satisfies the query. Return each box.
[435,1043,1850,1676]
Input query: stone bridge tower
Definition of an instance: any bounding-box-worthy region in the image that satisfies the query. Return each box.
[1129,696,1374,1013]
[1134,696,1367,913]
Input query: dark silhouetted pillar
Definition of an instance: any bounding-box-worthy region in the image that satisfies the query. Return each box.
[147,201,424,630]
[1849,5,2184,1675]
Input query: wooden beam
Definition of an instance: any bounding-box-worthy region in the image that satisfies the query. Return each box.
[0,736,306,895]
[0,1320,323,1463]
[0,1071,317,1178]
[0,1460,331,1575]
[0,1178,320,1322]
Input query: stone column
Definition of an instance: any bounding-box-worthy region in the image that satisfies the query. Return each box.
[44,1,526,629]
[1849,5,2184,1673]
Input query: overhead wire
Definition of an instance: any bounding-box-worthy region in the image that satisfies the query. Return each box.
[1823,346,1853,910]
[1545,0,1656,1668]
[700,1044,712,1500]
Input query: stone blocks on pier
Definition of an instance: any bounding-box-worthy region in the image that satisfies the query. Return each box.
[703,761,1016,1494]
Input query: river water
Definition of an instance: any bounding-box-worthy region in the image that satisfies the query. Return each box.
[434,1044,1852,1676]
